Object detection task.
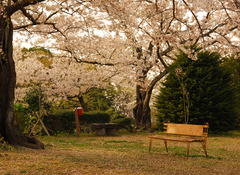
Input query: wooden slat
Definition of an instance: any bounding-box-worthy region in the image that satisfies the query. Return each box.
[166,123,204,136]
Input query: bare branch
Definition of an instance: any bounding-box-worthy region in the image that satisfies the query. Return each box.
[45,10,59,22]
[165,0,175,33]
[219,0,232,21]
[182,0,203,36]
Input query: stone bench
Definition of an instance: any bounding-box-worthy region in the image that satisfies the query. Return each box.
[91,123,119,136]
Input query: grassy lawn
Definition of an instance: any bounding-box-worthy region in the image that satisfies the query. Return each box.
[0,131,240,175]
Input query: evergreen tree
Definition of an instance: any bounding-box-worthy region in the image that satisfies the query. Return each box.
[222,55,240,129]
[154,49,236,131]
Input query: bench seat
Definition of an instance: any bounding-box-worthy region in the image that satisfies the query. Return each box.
[149,136,204,143]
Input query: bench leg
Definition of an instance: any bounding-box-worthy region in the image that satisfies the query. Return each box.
[106,128,117,136]
[164,141,168,153]
[95,128,106,136]
[187,142,191,158]
[149,139,153,153]
[200,141,208,157]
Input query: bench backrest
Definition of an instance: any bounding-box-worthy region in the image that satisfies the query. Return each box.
[164,122,209,137]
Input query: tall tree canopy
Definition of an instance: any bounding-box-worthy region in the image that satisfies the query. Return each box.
[154,49,236,131]
[91,0,240,128]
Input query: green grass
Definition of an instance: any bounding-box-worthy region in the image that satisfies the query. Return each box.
[0,131,240,174]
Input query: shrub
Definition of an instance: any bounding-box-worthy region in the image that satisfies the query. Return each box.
[43,110,75,134]
[111,115,134,132]
[79,111,111,125]
[222,55,240,129]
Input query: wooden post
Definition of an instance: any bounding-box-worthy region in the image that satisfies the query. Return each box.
[75,109,80,137]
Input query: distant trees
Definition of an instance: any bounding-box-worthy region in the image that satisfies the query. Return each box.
[15,46,115,102]
[154,48,237,131]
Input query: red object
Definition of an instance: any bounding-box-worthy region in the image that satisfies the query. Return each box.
[77,107,83,116]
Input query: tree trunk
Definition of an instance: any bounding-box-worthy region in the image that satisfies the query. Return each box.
[133,85,151,129]
[0,15,44,149]
[133,69,169,129]
[78,95,89,112]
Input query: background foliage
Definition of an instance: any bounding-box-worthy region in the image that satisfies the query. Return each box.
[82,87,114,112]
[23,85,51,112]
[15,83,135,135]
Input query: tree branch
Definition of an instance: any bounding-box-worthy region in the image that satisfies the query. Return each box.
[7,0,45,16]
[60,47,116,66]
[157,45,173,68]
[20,7,39,25]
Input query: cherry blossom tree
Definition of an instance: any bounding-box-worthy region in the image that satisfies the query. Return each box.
[91,0,240,129]
[14,46,121,112]
[1,0,109,148]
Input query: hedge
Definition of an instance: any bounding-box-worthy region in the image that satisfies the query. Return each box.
[44,110,110,134]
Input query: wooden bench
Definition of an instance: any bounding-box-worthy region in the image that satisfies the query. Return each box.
[91,123,119,136]
[148,121,209,158]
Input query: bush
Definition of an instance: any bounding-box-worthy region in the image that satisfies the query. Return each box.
[44,110,75,134]
[222,55,240,129]
[44,110,111,134]
[79,111,111,125]
[111,115,134,132]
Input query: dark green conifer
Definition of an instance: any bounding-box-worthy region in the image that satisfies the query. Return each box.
[154,48,236,131]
